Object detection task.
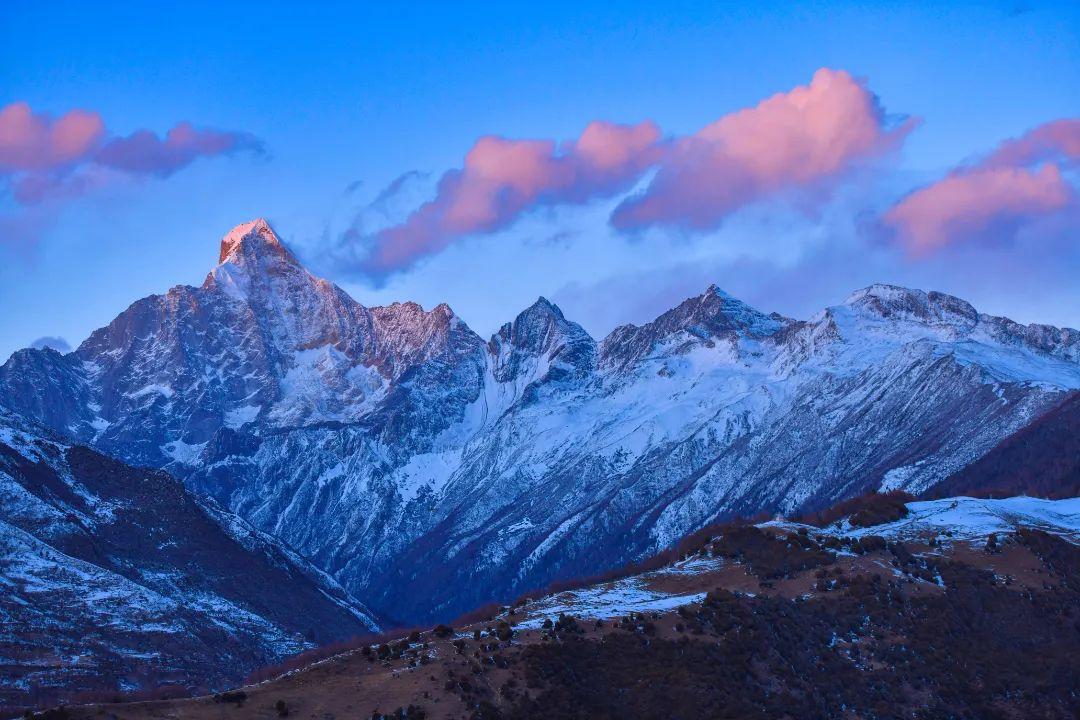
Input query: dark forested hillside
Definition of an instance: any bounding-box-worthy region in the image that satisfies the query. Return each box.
[928,391,1080,499]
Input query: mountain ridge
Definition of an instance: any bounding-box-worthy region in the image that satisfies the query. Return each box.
[0,403,379,709]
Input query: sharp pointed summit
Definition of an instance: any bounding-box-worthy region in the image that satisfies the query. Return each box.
[487,296,596,387]
[217,218,296,266]
[204,218,315,302]
[524,296,561,316]
[600,283,784,370]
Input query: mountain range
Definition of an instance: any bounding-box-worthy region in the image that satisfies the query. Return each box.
[2,217,1078,632]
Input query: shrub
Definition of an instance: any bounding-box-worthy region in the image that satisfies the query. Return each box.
[801,491,914,528]
[495,621,515,642]
[554,614,581,635]
[857,536,887,554]
[711,525,834,579]
[213,691,247,705]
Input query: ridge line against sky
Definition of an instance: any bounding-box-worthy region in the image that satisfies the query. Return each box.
[1,1,1078,361]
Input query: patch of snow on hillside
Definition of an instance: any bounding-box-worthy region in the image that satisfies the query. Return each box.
[879,464,920,492]
[515,576,706,629]
[126,384,175,399]
[948,340,1080,390]
[162,439,206,465]
[0,427,17,449]
[269,346,386,425]
[850,496,1080,543]
[513,555,724,628]
[518,513,581,580]
[504,518,536,534]
[765,496,1080,544]
[395,449,462,501]
[224,404,261,429]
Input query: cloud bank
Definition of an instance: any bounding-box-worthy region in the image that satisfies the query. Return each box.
[95,122,263,178]
[0,102,105,173]
[884,118,1080,253]
[611,68,916,232]
[359,68,912,277]
[0,102,264,235]
[366,120,663,273]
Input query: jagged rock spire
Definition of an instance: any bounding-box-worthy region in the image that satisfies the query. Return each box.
[217,218,297,266]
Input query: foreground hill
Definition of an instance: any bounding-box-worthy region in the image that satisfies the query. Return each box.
[0,407,379,713]
[2,219,1078,623]
[53,495,1080,720]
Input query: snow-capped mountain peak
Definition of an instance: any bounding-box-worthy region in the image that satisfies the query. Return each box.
[495,297,588,352]
[600,283,784,370]
[842,283,979,329]
[515,296,563,326]
[489,297,597,386]
[204,218,315,302]
[217,218,295,265]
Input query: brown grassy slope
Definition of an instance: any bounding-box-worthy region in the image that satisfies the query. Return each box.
[49,527,1079,720]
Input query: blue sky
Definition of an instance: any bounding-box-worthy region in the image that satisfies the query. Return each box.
[1,1,1078,360]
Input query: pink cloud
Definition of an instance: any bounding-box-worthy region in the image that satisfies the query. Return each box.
[612,69,916,231]
[883,164,1073,255]
[0,102,264,226]
[363,68,911,276]
[366,120,662,273]
[1,102,264,246]
[883,117,1080,254]
[979,118,1080,170]
[96,121,264,177]
[0,102,105,173]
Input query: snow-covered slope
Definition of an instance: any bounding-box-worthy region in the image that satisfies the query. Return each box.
[513,495,1080,630]
[0,405,378,707]
[1,219,1077,623]
[778,496,1080,544]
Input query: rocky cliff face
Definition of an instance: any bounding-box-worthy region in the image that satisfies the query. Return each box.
[2,219,1078,623]
[0,404,378,707]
